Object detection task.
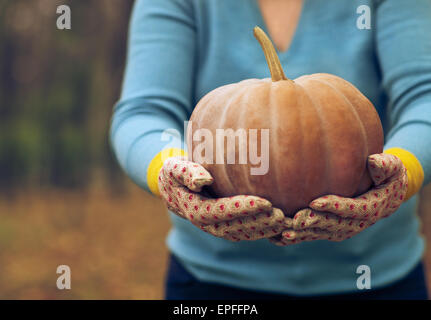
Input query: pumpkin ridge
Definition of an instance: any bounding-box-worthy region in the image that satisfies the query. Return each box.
[310,75,380,194]
[268,83,282,203]
[199,84,239,125]
[295,82,331,197]
[193,84,238,144]
[194,84,243,190]
[239,85,264,196]
[194,84,231,121]
[311,78,369,158]
[310,78,369,189]
[296,83,311,205]
[238,89,253,196]
[305,78,367,195]
[190,84,239,164]
[232,85,259,196]
[312,73,381,159]
[217,85,253,194]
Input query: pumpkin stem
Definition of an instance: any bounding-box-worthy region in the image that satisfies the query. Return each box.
[253,26,288,82]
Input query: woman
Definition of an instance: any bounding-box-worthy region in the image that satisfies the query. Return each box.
[110,0,431,299]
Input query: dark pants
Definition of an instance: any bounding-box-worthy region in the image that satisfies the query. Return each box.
[165,254,429,300]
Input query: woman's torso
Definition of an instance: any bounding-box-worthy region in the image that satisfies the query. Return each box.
[167,0,424,295]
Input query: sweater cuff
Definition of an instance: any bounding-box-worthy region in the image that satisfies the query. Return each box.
[384,147,424,200]
[147,148,188,196]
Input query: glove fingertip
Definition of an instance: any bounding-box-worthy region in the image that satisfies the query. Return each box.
[188,176,213,192]
[255,197,273,210]
[272,208,284,219]
[309,198,332,211]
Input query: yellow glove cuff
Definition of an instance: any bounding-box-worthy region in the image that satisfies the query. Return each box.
[384,147,424,201]
[147,148,187,196]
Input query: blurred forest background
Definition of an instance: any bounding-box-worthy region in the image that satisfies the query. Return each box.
[0,0,128,189]
[0,0,430,299]
[0,0,172,299]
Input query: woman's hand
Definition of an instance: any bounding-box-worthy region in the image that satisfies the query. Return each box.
[158,157,285,242]
[270,153,408,246]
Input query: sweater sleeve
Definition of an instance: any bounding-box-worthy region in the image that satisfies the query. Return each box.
[375,0,431,186]
[110,0,195,192]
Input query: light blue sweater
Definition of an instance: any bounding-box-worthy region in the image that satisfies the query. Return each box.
[110,0,431,295]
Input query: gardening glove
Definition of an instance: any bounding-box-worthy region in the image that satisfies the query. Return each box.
[270,149,423,246]
[158,156,285,242]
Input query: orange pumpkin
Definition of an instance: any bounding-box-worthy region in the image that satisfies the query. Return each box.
[187,27,383,217]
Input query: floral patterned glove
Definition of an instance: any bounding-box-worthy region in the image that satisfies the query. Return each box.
[270,153,408,246]
[158,157,285,242]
